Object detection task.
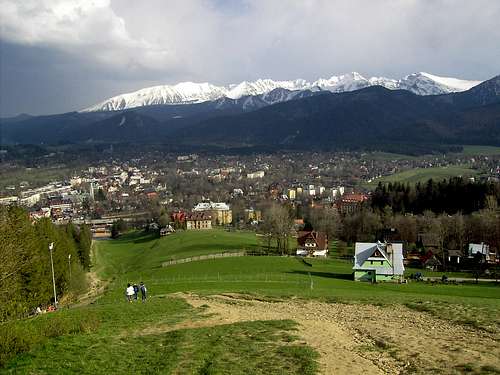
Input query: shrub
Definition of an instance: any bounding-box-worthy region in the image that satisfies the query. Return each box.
[0,311,100,368]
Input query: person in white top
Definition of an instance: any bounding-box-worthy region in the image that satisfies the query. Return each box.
[126,283,135,302]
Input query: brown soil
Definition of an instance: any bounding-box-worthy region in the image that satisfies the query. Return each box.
[71,271,108,308]
[149,293,500,375]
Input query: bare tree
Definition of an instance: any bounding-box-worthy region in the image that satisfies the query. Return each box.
[265,203,294,255]
[310,206,341,240]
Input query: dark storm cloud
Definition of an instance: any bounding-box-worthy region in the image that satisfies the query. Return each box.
[1,0,499,116]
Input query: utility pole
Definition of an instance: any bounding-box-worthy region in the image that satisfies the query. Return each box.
[49,242,58,307]
[68,254,72,280]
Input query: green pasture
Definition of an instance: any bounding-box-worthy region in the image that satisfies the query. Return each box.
[2,295,315,374]
[366,165,479,186]
[366,151,417,161]
[2,229,499,373]
[0,165,78,192]
[93,231,499,333]
[459,145,500,156]
[95,229,259,278]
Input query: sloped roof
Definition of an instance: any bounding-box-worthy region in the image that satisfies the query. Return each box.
[297,231,328,250]
[193,202,230,211]
[186,212,212,221]
[353,242,404,275]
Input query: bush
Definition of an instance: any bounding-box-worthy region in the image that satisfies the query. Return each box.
[0,311,100,368]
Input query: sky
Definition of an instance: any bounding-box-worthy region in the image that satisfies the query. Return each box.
[1,0,500,117]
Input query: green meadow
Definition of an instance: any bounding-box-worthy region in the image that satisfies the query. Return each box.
[459,145,500,156]
[367,165,479,186]
[2,229,499,374]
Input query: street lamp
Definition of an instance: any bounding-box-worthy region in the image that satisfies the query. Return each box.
[68,254,72,280]
[48,242,58,307]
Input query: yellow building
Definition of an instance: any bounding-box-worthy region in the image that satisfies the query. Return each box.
[186,213,213,230]
[193,202,232,225]
[245,208,262,222]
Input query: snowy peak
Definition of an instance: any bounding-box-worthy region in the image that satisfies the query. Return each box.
[399,72,481,95]
[85,82,227,111]
[417,72,481,92]
[226,79,309,99]
[82,72,482,112]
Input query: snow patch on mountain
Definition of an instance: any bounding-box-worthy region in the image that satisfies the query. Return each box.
[82,72,482,112]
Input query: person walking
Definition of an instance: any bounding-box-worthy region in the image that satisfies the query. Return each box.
[133,283,139,301]
[126,283,134,302]
[139,281,147,302]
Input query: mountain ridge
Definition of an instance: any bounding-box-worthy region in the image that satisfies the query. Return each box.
[3,75,499,152]
[172,75,500,149]
[82,72,482,112]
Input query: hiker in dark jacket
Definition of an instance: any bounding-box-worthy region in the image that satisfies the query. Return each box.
[133,284,139,300]
[140,282,147,302]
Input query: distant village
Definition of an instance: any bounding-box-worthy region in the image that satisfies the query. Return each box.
[1,149,500,281]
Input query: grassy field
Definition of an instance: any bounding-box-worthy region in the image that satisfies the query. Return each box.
[367,165,479,186]
[2,295,315,374]
[0,165,79,192]
[460,145,500,156]
[2,229,499,373]
[365,151,417,161]
[95,231,499,331]
[96,229,259,278]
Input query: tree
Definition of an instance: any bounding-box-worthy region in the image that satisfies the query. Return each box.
[111,219,127,239]
[309,207,341,240]
[392,214,417,244]
[472,252,486,283]
[158,214,170,227]
[0,207,89,321]
[264,203,294,255]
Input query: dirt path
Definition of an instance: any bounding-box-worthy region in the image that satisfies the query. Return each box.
[72,242,108,307]
[153,293,500,375]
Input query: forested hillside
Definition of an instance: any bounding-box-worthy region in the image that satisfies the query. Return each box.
[371,177,500,214]
[0,207,92,321]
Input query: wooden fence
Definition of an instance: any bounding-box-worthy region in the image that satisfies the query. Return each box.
[162,251,246,267]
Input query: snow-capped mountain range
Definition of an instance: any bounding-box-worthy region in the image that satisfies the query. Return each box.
[82,72,482,112]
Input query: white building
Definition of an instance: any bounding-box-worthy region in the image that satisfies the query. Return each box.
[193,201,232,225]
[0,196,19,205]
[247,171,265,179]
[468,243,495,262]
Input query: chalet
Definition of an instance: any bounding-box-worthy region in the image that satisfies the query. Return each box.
[186,212,212,230]
[353,242,404,282]
[296,231,329,257]
[423,255,442,271]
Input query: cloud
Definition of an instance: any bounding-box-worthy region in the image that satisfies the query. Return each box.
[2,0,499,81]
[1,0,500,115]
[0,0,178,73]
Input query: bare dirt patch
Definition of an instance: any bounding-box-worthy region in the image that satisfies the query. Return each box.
[71,271,108,308]
[151,293,500,375]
